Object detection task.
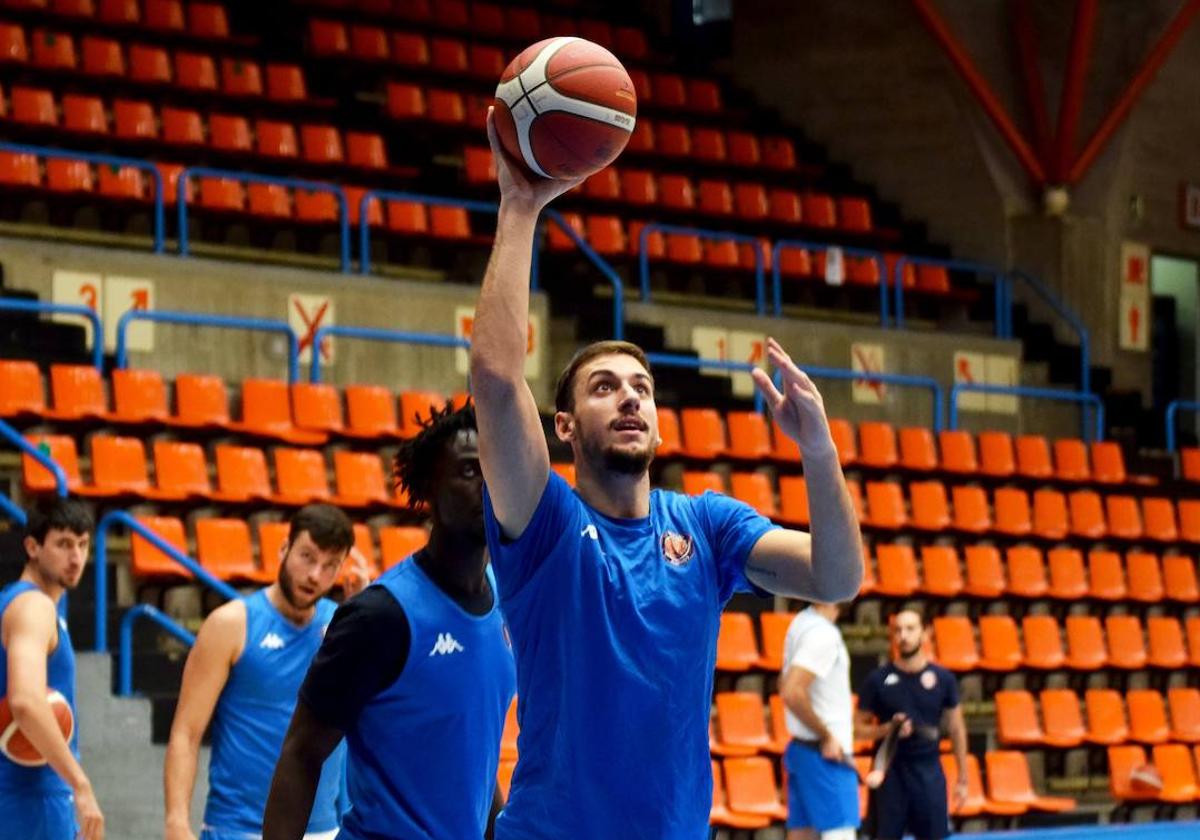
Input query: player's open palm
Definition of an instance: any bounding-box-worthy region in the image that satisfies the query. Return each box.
[74,784,104,840]
[485,107,587,212]
[750,337,835,457]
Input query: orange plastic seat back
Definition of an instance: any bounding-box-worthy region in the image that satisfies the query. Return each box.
[655,407,682,458]
[0,360,46,416]
[1167,687,1200,742]
[721,756,787,818]
[977,431,1015,477]
[1142,497,1179,542]
[131,515,191,578]
[1163,554,1199,603]
[919,545,963,597]
[1125,551,1163,603]
[985,750,1040,804]
[938,430,977,474]
[152,440,211,498]
[398,390,445,438]
[1047,548,1087,599]
[345,384,399,437]
[240,378,297,434]
[979,615,1021,671]
[680,408,726,459]
[829,418,857,466]
[291,382,344,433]
[1104,615,1147,670]
[1091,441,1126,483]
[1015,435,1052,479]
[333,451,388,504]
[1107,745,1152,800]
[196,518,259,581]
[725,411,771,460]
[1053,438,1090,481]
[1126,690,1169,744]
[1105,495,1143,540]
[379,525,427,570]
[257,521,290,581]
[682,471,724,496]
[729,472,776,517]
[777,476,809,526]
[1022,615,1065,670]
[1032,489,1068,539]
[1180,499,1200,543]
[1065,615,1106,670]
[951,485,990,533]
[875,543,918,597]
[858,421,897,468]
[1147,616,1186,669]
[1086,550,1126,601]
[898,426,937,471]
[757,612,795,671]
[1153,743,1199,802]
[995,690,1042,745]
[932,615,979,671]
[90,435,150,493]
[1040,689,1085,746]
[22,435,83,493]
[908,480,949,530]
[214,444,272,501]
[963,545,1004,597]
[111,368,168,422]
[714,692,771,752]
[1005,546,1047,598]
[716,612,759,671]
[1087,689,1130,745]
[866,481,906,529]
[274,448,330,502]
[174,373,230,426]
[1068,490,1105,538]
[48,364,106,418]
[993,487,1032,535]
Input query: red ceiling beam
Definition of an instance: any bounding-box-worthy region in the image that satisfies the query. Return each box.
[1010,0,1053,168]
[910,0,1046,185]
[1069,0,1200,183]
[1053,0,1098,182]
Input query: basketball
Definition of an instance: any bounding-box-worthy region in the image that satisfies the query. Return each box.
[493,36,637,179]
[0,690,74,767]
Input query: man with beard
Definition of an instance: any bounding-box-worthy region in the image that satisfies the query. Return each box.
[467,106,864,840]
[262,403,515,840]
[0,498,103,839]
[165,504,364,840]
[856,608,967,840]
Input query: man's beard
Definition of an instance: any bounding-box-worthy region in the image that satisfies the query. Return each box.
[579,424,654,476]
[898,641,922,659]
[278,562,321,609]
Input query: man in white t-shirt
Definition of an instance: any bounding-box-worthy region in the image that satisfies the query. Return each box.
[779,601,858,840]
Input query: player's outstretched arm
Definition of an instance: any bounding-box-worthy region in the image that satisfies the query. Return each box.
[944,703,969,807]
[470,107,586,538]
[164,601,242,840]
[4,593,104,840]
[746,338,863,602]
[780,666,842,762]
[262,701,343,840]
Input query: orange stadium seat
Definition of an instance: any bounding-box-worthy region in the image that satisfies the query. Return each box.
[937,430,977,474]
[716,612,759,672]
[768,189,802,224]
[246,184,290,219]
[714,693,772,755]
[98,165,145,201]
[992,487,1032,536]
[932,616,978,672]
[711,760,770,829]
[898,426,938,471]
[693,128,727,163]
[1087,550,1126,602]
[770,419,801,463]
[188,0,227,36]
[145,0,184,31]
[300,124,342,164]
[995,690,1044,746]
[175,52,217,90]
[256,521,289,582]
[979,615,1021,671]
[1032,489,1069,539]
[655,407,682,458]
[1015,435,1053,479]
[22,435,84,494]
[197,177,244,211]
[162,107,204,145]
[756,612,794,671]
[109,369,168,423]
[1053,438,1090,481]
[290,383,344,434]
[875,544,918,597]
[129,44,171,83]
[0,23,28,63]
[727,131,761,167]
[0,152,40,187]
[1087,689,1130,745]
[1107,745,1155,801]
[31,29,76,70]
[838,197,872,232]
[909,480,949,530]
[977,431,1015,477]
[777,476,809,527]
[866,482,906,529]
[1047,547,1088,600]
[919,545,963,597]
[1065,615,1107,670]
[858,421,897,468]
[266,64,306,101]
[1040,689,1086,747]
[1180,500,1200,543]
[951,485,990,533]
[196,518,262,583]
[762,136,796,169]
[172,373,230,428]
[730,473,776,518]
[87,435,155,497]
[1106,495,1143,540]
[1127,690,1170,744]
[1005,546,1048,598]
[1021,616,1065,670]
[1162,553,1200,603]
[1187,617,1200,667]
[256,120,299,158]
[1091,441,1126,483]
[985,751,1075,812]
[828,419,857,466]
[722,757,788,821]
[962,545,1004,598]
[682,471,724,496]
[1105,615,1147,670]
[45,364,107,420]
[12,86,56,127]
[45,159,94,194]
[379,526,427,570]
[130,515,191,580]
[332,451,390,508]
[54,0,96,17]
[231,379,328,445]
[1147,616,1187,669]
[680,408,726,459]
[1068,490,1105,538]
[1125,551,1163,603]
[80,36,123,76]
[273,448,330,505]
[1168,688,1200,743]
[151,440,212,500]
[212,444,272,503]
[1142,497,1179,542]
[98,0,138,24]
[1153,743,1200,802]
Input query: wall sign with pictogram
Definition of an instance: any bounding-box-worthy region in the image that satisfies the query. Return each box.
[51,270,155,351]
[455,307,541,377]
[288,293,335,365]
[1118,241,1149,352]
[850,342,887,404]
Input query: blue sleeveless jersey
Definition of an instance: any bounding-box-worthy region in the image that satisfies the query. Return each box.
[204,590,345,835]
[338,559,516,840]
[483,474,777,840]
[0,581,77,796]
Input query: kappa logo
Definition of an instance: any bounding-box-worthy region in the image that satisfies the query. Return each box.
[259,632,286,651]
[884,672,900,686]
[581,524,599,541]
[661,531,694,567]
[429,632,465,657]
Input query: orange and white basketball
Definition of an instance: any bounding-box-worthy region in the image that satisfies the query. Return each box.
[0,690,74,767]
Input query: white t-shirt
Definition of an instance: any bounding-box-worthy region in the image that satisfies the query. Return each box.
[781,607,853,754]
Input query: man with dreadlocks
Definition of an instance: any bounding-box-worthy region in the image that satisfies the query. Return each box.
[263,402,516,840]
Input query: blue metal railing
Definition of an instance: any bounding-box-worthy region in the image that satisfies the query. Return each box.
[1165,400,1200,453]
[639,223,767,315]
[177,167,351,272]
[117,604,195,697]
[114,309,300,383]
[309,325,469,383]
[0,492,26,525]
[1006,270,1091,394]
[0,418,69,497]
[645,352,766,414]
[791,367,945,432]
[892,256,1005,332]
[0,299,104,370]
[948,383,1104,442]
[94,510,239,652]
[542,208,626,340]
[0,141,165,254]
[773,240,890,325]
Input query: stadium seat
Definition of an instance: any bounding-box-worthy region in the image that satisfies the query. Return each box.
[932,616,979,672]
[173,373,231,428]
[289,383,343,434]
[246,184,290,218]
[294,189,337,223]
[762,136,796,169]
[1167,687,1200,743]
[45,364,108,420]
[348,25,388,61]
[716,612,759,672]
[129,44,171,83]
[985,751,1075,812]
[212,444,272,503]
[909,480,949,530]
[1152,743,1200,802]
[1091,441,1126,483]
[110,368,168,423]
[756,612,794,671]
[682,471,724,496]
[1065,615,1107,670]
[301,124,343,164]
[767,189,802,224]
[398,391,446,437]
[1068,490,1105,538]
[98,165,145,200]
[1022,616,1065,670]
[1162,553,1199,603]
[1005,546,1048,598]
[655,407,681,458]
[386,200,428,235]
[0,23,28,63]
[1107,745,1155,801]
[0,152,40,187]
[31,29,76,70]
[858,421,897,468]
[151,440,212,500]
[993,487,1032,535]
[944,753,1024,817]
[697,179,733,215]
[429,205,469,238]
[379,526,427,570]
[875,544,918,597]
[175,52,217,90]
[1105,614,1147,670]
[219,59,262,97]
[722,757,788,821]
[866,482,906,529]
[837,197,872,232]
[266,64,306,101]
[162,107,204,145]
[777,476,809,527]
[231,379,328,444]
[918,545,963,597]
[144,0,184,31]
[1180,500,1200,543]
[430,37,467,74]
[11,86,56,126]
[711,760,770,829]
[1147,616,1187,669]
[937,430,977,474]
[53,0,96,17]
[254,521,289,581]
[1106,495,1144,539]
[730,473,776,518]
[770,419,801,463]
[309,19,348,55]
[1188,617,1200,667]
[1032,489,1068,539]
[98,0,137,24]
[680,408,726,459]
[255,120,298,158]
[196,518,262,582]
[332,451,390,508]
[727,131,761,166]
[1087,689,1130,744]
[273,448,331,505]
[130,516,191,580]
[45,159,94,194]
[1127,690,1170,744]
[898,426,938,471]
[1039,689,1086,747]
[88,435,157,497]
[693,128,727,163]
[1053,438,1090,481]
[346,132,386,169]
[80,36,123,76]
[687,79,722,111]
[1125,551,1163,603]
[22,435,83,494]
[977,431,1015,477]
[1047,547,1088,600]
[1087,550,1127,601]
[1015,435,1053,479]
[951,485,990,533]
[995,690,1044,745]
[1142,497,1179,542]
[828,419,857,465]
[801,193,836,228]
[963,545,1004,598]
[198,177,244,211]
[713,693,772,755]
[979,615,1021,671]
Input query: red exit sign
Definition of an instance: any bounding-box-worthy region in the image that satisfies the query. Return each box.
[1183,182,1200,230]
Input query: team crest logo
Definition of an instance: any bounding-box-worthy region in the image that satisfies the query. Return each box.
[920,669,938,690]
[661,531,694,566]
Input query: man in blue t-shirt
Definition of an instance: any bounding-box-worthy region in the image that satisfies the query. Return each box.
[467,107,865,840]
[857,607,968,840]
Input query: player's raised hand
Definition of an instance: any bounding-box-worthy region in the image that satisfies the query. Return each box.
[486,107,587,213]
[342,547,372,598]
[750,337,836,457]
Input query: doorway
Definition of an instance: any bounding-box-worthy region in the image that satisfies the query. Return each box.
[1151,255,1200,445]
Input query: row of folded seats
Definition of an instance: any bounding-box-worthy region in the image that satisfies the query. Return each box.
[128,512,426,583]
[996,688,1200,748]
[1,87,388,168]
[0,0,229,38]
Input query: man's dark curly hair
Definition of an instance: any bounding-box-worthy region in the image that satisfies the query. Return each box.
[393,400,477,508]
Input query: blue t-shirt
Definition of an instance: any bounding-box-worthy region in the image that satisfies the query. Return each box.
[857,662,959,760]
[484,473,777,840]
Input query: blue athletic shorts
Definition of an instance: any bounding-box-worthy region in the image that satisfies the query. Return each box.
[867,755,950,840]
[0,788,76,839]
[783,741,861,832]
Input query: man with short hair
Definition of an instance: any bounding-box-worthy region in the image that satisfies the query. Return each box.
[165,504,365,840]
[1,498,104,839]
[856,608,967,840]
[779,601,858,840]
[468,106,864,839]
[263,403,515,840]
